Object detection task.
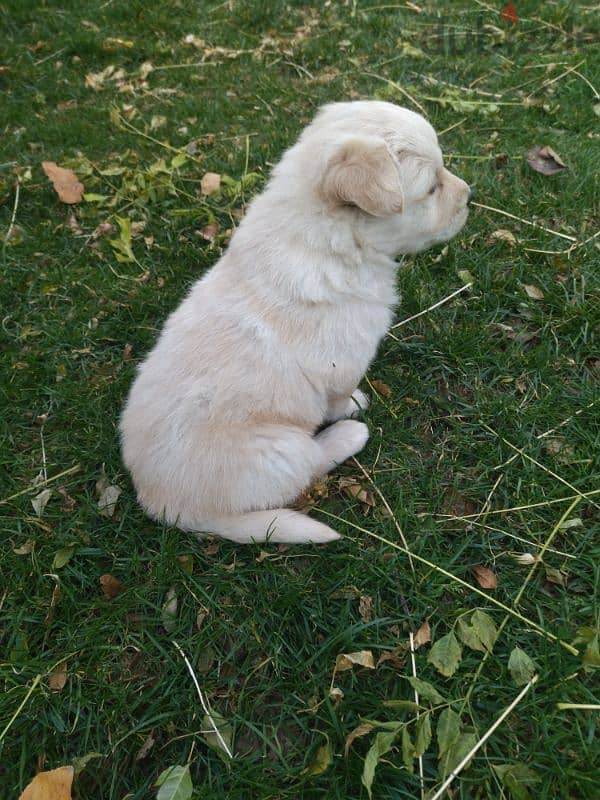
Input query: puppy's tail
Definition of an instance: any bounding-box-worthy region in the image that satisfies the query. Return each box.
[199,509,340,544]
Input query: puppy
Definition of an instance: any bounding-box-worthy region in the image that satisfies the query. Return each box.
[120,100,470,544]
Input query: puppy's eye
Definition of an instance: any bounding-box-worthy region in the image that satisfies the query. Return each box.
[428,184,437,195]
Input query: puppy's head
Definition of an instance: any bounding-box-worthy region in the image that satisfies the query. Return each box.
[303,101,471,255]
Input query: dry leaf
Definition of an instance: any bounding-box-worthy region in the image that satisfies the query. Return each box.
[200,172,221,195]
[48,660,68,692]
[199,223,218,242]
[512,553,540,566]
[335,650,375,672]
[135,732,155,761]
[413,618,431,649]
[527,145,567,175]
[472,565,498,589]
[31,488,52,517]
[98,485,121,517]
[358,594,374,624]
[523,284,544,300]
[162,587,178,632]
[19,766,74,800]
[338,478,376,509]
[196,606,209,629]
[344,723,375,758]
[42,162,84,204]
[14,540,34,555]
[544,565,568,587]
[99,574,123,599]
[371,379,392,398]
[488,228,517,246]
[376,647,407,670]
[329,686,344,703]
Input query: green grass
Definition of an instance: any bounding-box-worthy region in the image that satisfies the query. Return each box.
[1,1,599,798]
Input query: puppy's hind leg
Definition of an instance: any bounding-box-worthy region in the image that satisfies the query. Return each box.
[314,419,369,473]
[200,509,340,544]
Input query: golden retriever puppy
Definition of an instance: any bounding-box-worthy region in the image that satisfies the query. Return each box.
[120,100,471,543]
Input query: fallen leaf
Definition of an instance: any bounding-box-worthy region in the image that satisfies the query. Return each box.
[370,379,392,398]
[201,711,233,758]
[102,37,135,50]
[329,686,344,703]
[345,722,374,758]
[98,485,121,518]
[99,573,123,599]
[405,676,445,704]
[527,145,567,175]
[472,564,498,589]
[493,763,541,798]
[52,545,75,570]
[335,650,375,672]
[72,752,103,778]
[48,660,68,691]
[427,631,462,677]
[19,766,73,800]
[339,478,376,509]
[161,587,178,632]
[302,740,332,776]
[196,606,209,629]
[200,172,221,195]
[135,732,155,761]
[457,269,474,284]
[14,540,34,555]
[523,284,544,300]
[508,646,536,686]
[155,764,193,800]
[199,223,218,242]
[42,162,84,204]
[31,488,52,517]
[376,647,407,670]
[512,552,539,566]
[358,594,374,624]
[150,114,167,131]
[488,228,517,246]
[544,565,568,587]
[413,618,431,649]
[176,554,194,575]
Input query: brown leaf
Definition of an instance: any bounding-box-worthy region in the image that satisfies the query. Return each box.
[544,565,568,587]
[48,661,68,692]
[488,228,517,246]
[19,766,74,800]
[527,145,567,175]
[198,223,218,242]
[413,618,431,649]
[335,650,375,672]
[135,732,155,761]
[200,172,221,195]
[358,594,374,624]
[99,574,123,599]
[472,565,498,589]
[376,646,407,670]
[14,540,35,555]
[344,723,375,758]
[371,379,392,398]
[42,162,84,204]
[339,478,376,509]
[523,284,545,300]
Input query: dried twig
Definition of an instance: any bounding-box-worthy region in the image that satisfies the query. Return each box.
[391,283,472,330]
[433,487,600,520]
[0,464,81,505]
[315,508,578,654]
[362,71,428,115]
[430,676,538,800]
[2,179,20,262]
[472,201,577,242]
[0,675,41,743]
[351,457,414,573]
[409,631,425,800]
[172,641,233,759]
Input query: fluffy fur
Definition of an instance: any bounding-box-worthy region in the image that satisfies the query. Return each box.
[120,100,470,543]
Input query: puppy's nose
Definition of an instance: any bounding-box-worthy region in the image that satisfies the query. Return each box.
[467,187,474,205]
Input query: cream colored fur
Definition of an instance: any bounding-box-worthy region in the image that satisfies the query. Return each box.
[120,100,470,544]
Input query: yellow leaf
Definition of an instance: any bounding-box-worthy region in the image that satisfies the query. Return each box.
[335,650,375,672]
[302,741,332,776]
[472,564,498,589]
[19,766,73,800]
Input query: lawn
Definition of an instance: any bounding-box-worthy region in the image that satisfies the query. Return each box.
[1,1,599,798]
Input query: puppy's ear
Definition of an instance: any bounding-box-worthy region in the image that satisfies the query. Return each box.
[320,136,403,217]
